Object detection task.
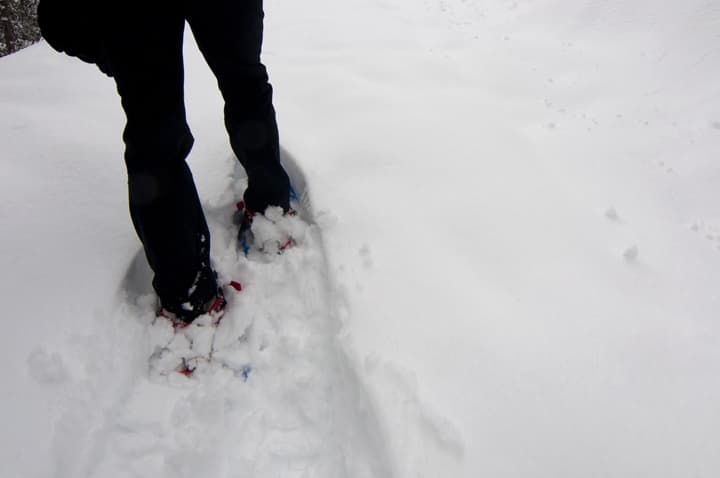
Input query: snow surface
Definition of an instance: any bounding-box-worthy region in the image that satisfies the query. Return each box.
[2,0,720,476]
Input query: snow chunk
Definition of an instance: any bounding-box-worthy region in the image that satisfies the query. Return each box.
[250,206,309,254]
[623,244,639,262]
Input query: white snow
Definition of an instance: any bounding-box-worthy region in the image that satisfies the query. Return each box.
[2,0,720,477]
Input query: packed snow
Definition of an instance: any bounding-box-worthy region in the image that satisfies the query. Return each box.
[2,0,720,477]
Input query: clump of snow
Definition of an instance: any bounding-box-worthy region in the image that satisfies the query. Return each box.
[248,205,308,256]
[623,244,640,262]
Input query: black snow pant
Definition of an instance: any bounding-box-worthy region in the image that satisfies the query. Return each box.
[105,0,289,309]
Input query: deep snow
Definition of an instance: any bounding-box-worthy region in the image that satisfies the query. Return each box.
[2,0,720,476]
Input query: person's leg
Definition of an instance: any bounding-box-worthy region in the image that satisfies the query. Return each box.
[186,0,290,213]
[105,2,218,317]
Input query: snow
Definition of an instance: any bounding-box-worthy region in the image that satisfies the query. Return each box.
[2,0,720,476]
[75,169,390,477]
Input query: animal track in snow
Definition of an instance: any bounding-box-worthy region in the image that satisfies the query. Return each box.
[690,220,720,251]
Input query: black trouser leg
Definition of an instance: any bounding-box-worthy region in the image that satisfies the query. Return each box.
[186,0,289,212]
[106,4,214,308]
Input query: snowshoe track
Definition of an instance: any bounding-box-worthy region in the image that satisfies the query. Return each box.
[52,149,392,478]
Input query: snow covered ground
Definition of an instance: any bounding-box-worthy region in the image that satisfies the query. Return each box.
[2,0,720,476]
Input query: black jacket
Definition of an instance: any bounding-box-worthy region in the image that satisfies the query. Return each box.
[37,0,112,75]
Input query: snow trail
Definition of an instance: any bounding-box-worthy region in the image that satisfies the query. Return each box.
[49,151,393,478]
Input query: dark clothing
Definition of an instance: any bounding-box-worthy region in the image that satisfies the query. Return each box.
[103,0,289,309]
[38,0,111,72]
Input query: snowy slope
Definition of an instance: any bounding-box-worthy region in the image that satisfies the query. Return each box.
[270,0,720,476]
[2,0,720,477]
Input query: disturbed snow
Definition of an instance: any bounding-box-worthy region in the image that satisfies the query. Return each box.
[3,0,720,477]
[45,157,393,478]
